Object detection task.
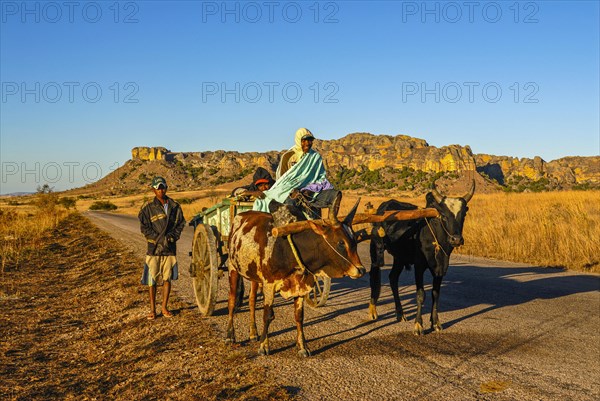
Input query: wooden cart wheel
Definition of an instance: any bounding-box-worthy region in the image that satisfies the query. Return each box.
[191,224,220,316]
[305,276,331,308]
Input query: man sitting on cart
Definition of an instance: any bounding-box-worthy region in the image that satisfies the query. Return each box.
[231,167,275,199]
[253,128,339,219]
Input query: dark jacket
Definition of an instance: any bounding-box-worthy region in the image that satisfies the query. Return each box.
[231,167,275,196]
[138,196,186,256]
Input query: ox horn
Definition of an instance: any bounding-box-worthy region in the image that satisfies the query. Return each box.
[342,197,361,226]
[431,182,444,204]
[329,192,342,223]
[462,180,476,203]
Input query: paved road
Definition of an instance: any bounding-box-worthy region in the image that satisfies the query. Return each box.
[86,211,600,401]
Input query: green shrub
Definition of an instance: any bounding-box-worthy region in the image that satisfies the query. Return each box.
[89,201,118,211]
[58,197,77,210]
[138,173,148,184]
[573,182,593,191]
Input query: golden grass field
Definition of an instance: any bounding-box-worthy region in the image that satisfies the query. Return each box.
[457,190,600,272]
[0,206,68,273]
[2,189,599,272]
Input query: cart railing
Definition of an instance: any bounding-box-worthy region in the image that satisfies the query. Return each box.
[189,197,254,238]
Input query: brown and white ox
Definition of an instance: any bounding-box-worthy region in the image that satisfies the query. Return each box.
[226,195,365,357]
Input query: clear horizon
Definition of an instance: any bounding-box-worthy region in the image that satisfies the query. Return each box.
[1,1,599,194]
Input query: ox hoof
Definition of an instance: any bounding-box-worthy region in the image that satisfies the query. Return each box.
[432,324,443,333]
[249,335,259,342]
[224,337,235,344]
[258,346,270,356]
[298,349,311,358]
[413,323,424,336]
[396,312,407,322]
[368,305,378,320]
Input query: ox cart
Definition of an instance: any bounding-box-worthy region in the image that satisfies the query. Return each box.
[188,197,333,316]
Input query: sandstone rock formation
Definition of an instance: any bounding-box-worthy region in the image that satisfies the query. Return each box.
[475,154,600,187]
[71,136,598,196]
[317,133,477,173]
[131,147,170,161]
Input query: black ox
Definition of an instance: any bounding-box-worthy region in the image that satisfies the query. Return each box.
[368,181,474,335]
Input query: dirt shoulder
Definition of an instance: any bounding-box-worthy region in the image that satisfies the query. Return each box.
[0,213,295,400]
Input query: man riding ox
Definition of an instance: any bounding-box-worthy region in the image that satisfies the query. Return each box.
[368,181,475,335]
[227,193,365,357]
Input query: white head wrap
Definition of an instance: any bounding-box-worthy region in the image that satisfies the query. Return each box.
[276,128,314,179]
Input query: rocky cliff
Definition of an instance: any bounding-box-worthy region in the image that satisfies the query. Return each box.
[475,154,600,188]
[316,133,476,173]
[131,147,171,161]
[72,133,598,196]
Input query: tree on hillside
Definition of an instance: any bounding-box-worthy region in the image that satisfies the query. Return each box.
[34,184,58,212]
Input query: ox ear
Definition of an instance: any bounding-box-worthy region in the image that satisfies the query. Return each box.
[342,197,361,226]
[307,220,327,236]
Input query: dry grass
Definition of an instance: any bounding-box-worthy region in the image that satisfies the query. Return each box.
[0,208,69,273]
[458,191,600,272]
[61,186,600,272]
[0,213,297,400]
[74,188,233,220]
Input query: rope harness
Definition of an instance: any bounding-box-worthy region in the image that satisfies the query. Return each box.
[424,216,450,258]
[286,235,317,279]
[284,190,362,278]
[285,225,361,276]
[295,191,321,220]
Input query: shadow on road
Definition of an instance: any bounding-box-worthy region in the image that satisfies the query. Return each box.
[227,262,599,355]
[438,263,599,329]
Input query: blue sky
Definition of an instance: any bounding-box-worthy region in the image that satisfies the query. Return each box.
[1,0,599,193]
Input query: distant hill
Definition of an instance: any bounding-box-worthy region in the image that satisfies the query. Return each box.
[66,133,599,197]
[0,192,35,197]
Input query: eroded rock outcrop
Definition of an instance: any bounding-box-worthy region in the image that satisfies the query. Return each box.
[131,147,170,161]
[475,154,600,186]
[317,133,476,173]
[114,137,598,195]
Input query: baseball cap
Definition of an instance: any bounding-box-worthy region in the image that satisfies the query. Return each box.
[301,132,315,141]
[151,176,167,189]
[297,127,315,141]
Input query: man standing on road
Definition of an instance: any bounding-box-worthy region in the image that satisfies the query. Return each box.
[138,176,186,320]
